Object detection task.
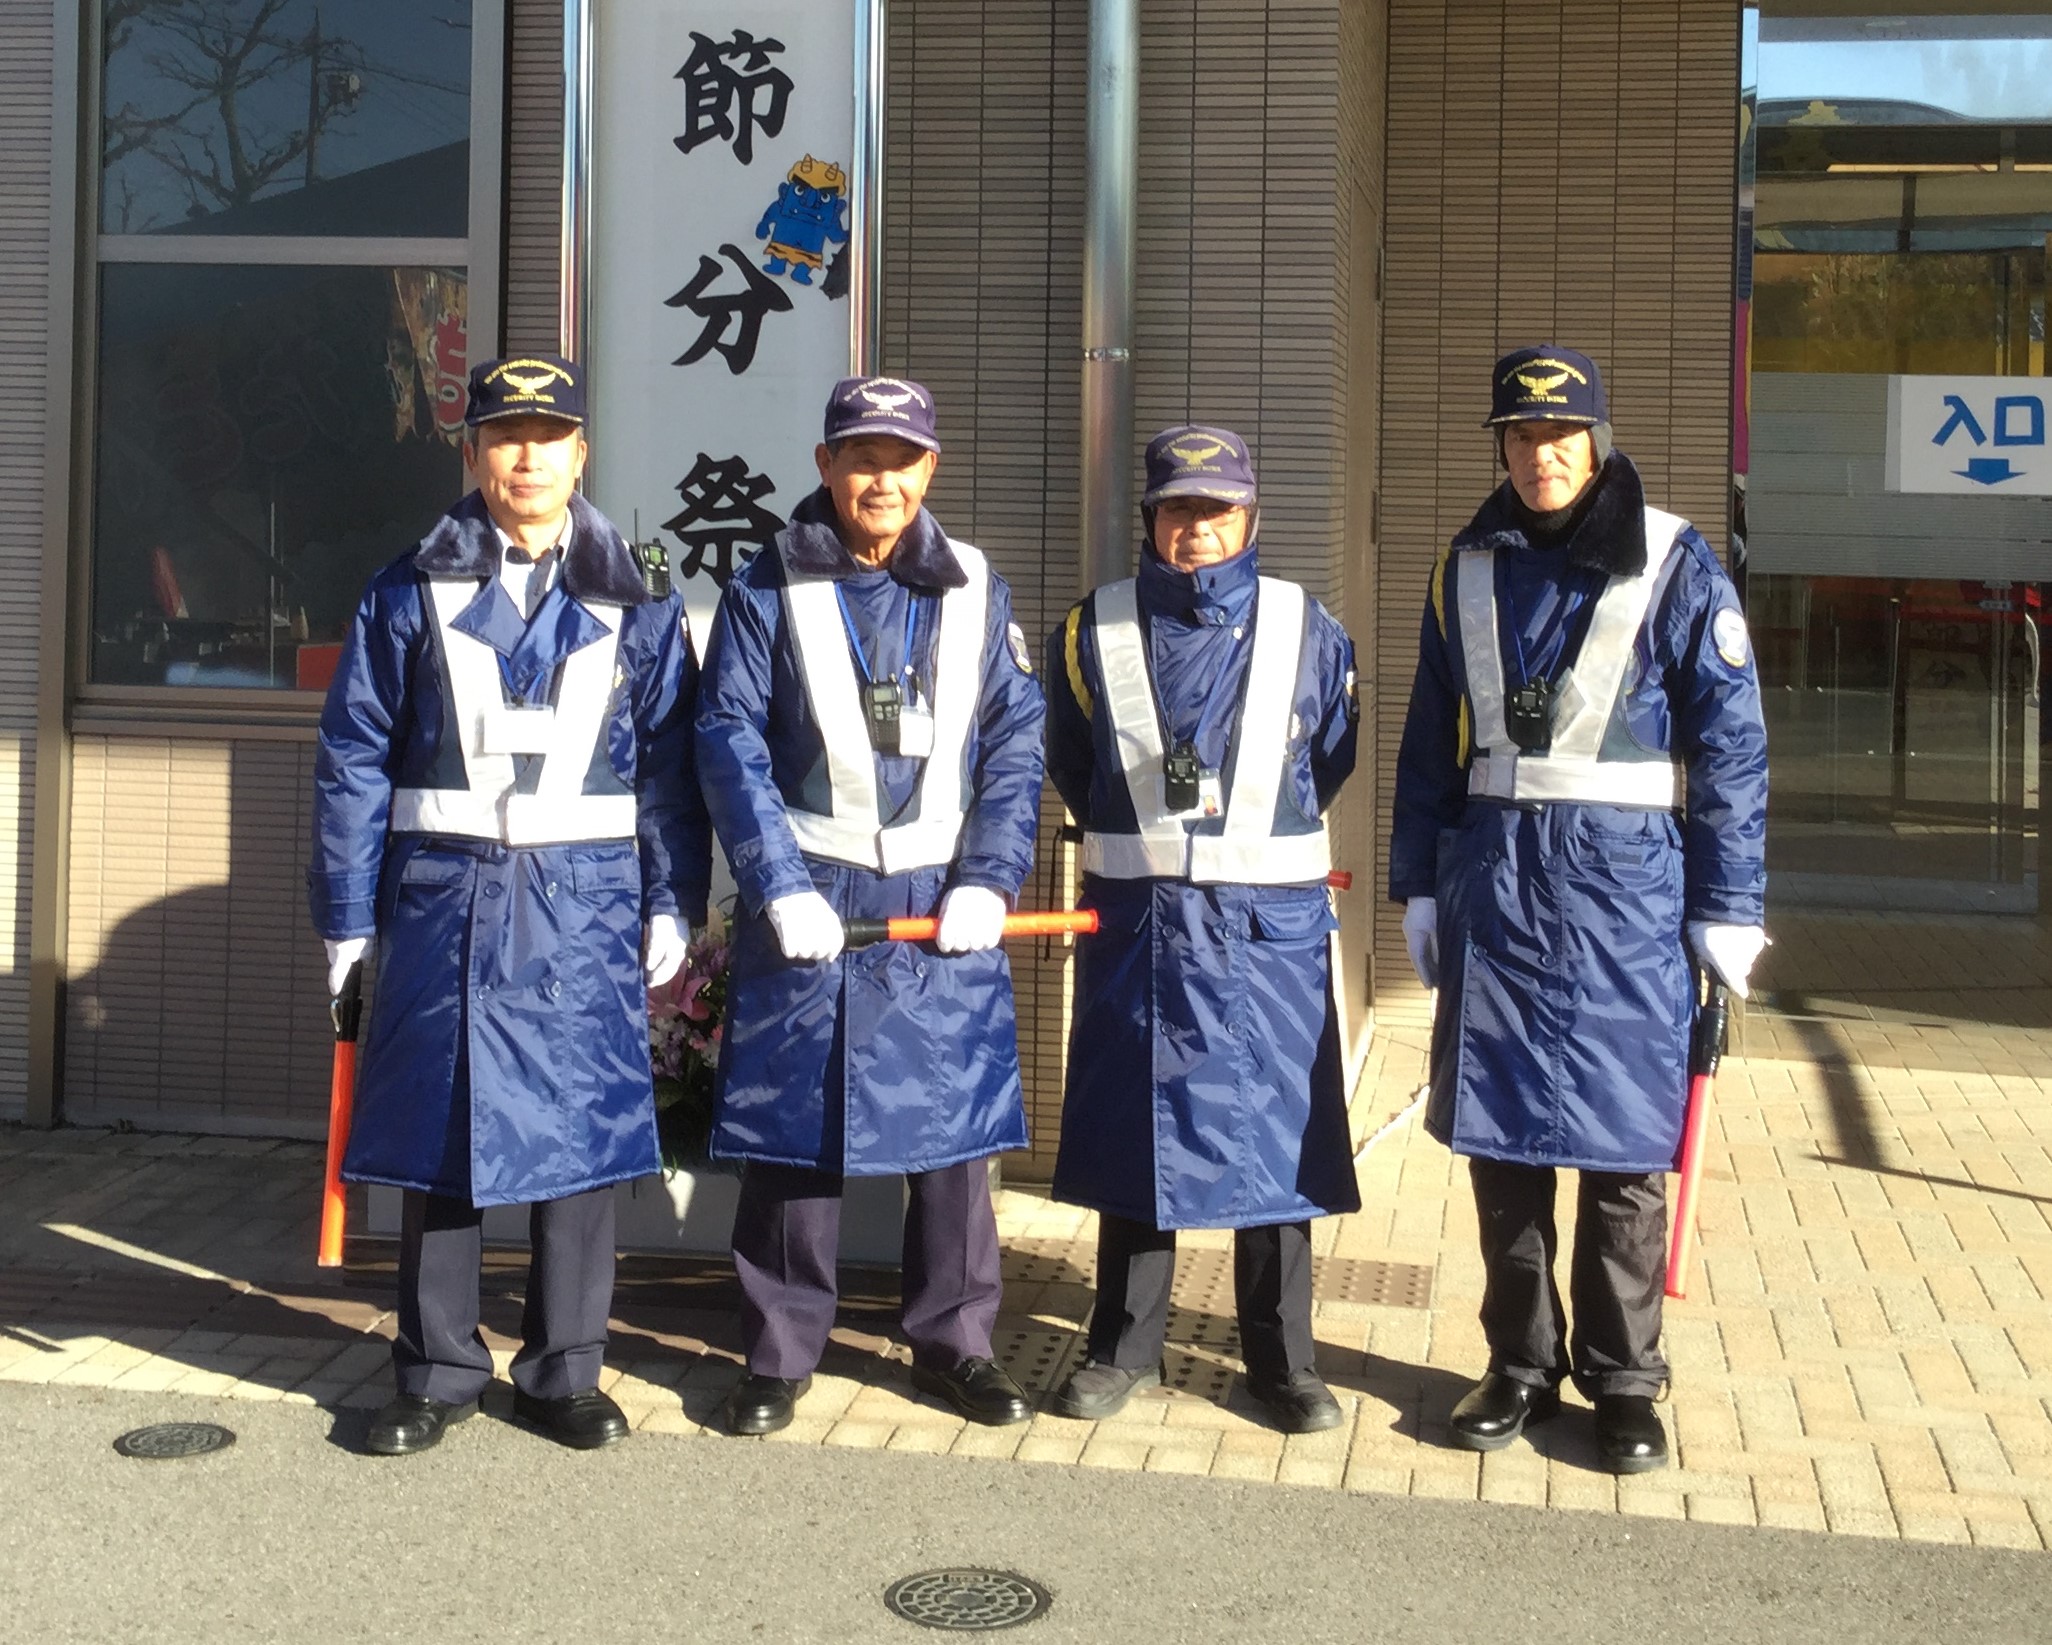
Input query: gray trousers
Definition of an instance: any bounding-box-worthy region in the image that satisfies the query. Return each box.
[393,1186,616,1403]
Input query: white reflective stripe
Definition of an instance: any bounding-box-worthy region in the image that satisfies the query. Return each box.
[1454,506,1693,814]
[1550,509,1685,760]
[1455,549,1509,753]
[779,539,987,872]
[1085,577,1333,885]
[783,567,882,831]
[1085,579,1189,878]
[1189,826,1333,884]
[428,577,515,796]
[1467,751,1683,809]
[390,578,635,845]
[502,792,638,845]
[1188,578,1330,885]
[390,785,501,838]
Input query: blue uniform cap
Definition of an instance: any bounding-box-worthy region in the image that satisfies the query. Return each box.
[824,376,942,453]
[464,353,585,428]
[1142,424,1258,507]
[1485,345,1607,427]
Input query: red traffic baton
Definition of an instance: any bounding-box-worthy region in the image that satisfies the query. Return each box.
[1664,971,1730,1301]
[316,963,364,1269]
[842,909,1100,947]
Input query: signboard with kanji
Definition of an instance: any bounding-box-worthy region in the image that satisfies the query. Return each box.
[586,4,859,647]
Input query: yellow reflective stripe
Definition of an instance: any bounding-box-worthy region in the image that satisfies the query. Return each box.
[1064,603,1095,721]
[1457,696,1470,767]
[1430,546,1451,639]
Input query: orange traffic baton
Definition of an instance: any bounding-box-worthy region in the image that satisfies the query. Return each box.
[1664,970,1730,1300]
[316,963,364,1269]
[842,909,1100,947]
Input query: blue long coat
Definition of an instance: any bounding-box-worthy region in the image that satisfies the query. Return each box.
[309,492,711,1206]
[1045,544,1362,1230]
[1389,454,1768,1174]
[696,492,1045,1176]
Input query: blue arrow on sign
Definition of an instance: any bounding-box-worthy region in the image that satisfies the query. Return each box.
[1957,456,2025,486]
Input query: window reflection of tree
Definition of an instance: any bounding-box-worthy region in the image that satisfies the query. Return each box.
[1754,251,2047,376]
[103,1,377,230]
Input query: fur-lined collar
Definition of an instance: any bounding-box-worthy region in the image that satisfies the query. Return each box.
[413,490,650,606]
[1452,450,1649,578]
[776,487,968,590]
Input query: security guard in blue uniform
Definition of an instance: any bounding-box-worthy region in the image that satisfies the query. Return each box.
[1044,426,1361,1433]
[311,354,710,1456]
[1390,347,1768,1473]
[696,376,1047,1437]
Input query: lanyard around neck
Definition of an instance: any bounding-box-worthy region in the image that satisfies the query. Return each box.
[834,581,927,692]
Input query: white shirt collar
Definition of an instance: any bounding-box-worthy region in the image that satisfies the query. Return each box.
[492,515,572,564]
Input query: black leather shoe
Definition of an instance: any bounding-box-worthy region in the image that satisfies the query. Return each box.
[911,1356,1031,1426]
[365,1393,477,1456]
[512,1386,630,1450]
[1246,1369,1345,1435]
[724,1373,811,1436]
[1049,1358,1162,1420]
[1593,1394,1669,1474]
[1448,1372,1559,1452]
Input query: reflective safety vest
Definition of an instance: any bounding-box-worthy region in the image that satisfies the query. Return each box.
[388,577,636,846]
[780,539,990,874]
[1457,507,1687,810]
[1083,576,1332,885]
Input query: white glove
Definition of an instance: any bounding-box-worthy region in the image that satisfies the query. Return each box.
[1402,897,1439,990]
[643,913,689,988]
[1688,922,1767,1001]
[767,891,844,963]
[935,885,1008,954]
[324,936,369,998]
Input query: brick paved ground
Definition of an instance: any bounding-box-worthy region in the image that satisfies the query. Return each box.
[3,907,2048,1548]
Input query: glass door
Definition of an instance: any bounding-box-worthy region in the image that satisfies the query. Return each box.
[1742,4,2052,917]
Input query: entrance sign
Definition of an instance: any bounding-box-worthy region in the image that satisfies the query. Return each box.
[570,2,882,645]
[1887,375,2052,496]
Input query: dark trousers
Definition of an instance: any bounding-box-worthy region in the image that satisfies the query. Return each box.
[1468,1157,1668,1399]
[1087,1213,1317,1386]
[393,1185,617,1403]
[731,1158,1003,1379]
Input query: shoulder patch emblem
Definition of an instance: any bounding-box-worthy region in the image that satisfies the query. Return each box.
[1713,607,1750,669]
[1343,667,1360,722]
[1006,621,1034,675]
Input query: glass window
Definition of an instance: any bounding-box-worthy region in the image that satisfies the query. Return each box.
[1740,6,2050,921]
[86,0,496,695]
[91,264,467,689]
[101,0,472,239]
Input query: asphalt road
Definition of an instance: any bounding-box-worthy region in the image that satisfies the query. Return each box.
[4,1382,2045,1645]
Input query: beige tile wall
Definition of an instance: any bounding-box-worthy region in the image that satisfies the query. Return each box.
[63,735,333,1135]
[0,3,56,1118]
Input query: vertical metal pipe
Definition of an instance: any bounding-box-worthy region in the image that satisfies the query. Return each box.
[1081,0,1139,592]
[559,0,594,365]
[849,0,888,372]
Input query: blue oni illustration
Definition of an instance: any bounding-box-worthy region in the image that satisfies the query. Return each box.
[755,155,850,288]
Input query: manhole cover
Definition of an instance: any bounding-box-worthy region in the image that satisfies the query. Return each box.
[112,1422,236,1460]
[883,1569,1051,1631]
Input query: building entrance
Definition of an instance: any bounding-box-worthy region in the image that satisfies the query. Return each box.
[1742,4,2052,1031]
[1743,5,2052,910]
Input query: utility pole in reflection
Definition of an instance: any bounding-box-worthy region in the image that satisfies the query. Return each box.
[305,9,323,186]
